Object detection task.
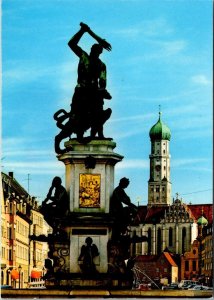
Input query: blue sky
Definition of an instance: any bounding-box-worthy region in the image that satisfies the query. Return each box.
[2,0,212,205]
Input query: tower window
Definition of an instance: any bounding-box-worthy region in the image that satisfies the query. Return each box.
[156,187,160,192]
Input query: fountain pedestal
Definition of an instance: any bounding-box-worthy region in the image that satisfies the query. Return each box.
[45,140,128,287]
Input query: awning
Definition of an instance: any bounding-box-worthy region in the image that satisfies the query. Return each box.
[31,270,42,279]
[11,269,19,280]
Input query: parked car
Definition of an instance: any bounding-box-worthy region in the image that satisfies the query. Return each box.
[162,283,179,290]
[198,285,213,290]
[184,282,199,290]
[178,280,192,289]
[189,285,211,291]
[179,280,199,289]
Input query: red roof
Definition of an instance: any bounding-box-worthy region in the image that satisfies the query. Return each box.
[162,252,177,267]
[134,252,178,267]
[187,204,213,224]
[135,206,147,224]
[136,206,167,224]
[135,255,157,262]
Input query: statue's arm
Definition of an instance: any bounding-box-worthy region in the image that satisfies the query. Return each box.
[80,22,112,51]
[68,26,86,57]
[120,189,132,206]
[42,186,54,204]
[122,192,137,209]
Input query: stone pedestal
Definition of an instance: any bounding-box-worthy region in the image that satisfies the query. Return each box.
[57,139,123,274]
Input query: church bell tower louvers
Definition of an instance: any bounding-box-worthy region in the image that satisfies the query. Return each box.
[148,111,171,206]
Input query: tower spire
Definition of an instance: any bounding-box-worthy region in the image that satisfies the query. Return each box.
[148,109,171,207]
[159,105,162,120]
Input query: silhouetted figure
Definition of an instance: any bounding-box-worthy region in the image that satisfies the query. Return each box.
[54,23,112,153]
[43,258,54,280]
[41,177,69,226]
[110,178,138,239]
[78,237,99,274]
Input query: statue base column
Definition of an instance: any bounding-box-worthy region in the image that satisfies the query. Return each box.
[53,139,123,275]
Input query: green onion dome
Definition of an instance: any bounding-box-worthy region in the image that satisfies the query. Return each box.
[149,112,171,141]
[197,216,208,226]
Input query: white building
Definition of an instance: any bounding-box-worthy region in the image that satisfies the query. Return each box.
[130,113,212,257]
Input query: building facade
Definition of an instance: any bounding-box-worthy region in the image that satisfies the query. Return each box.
[133,251,178,286]
[180,239,199,281]
[201,222,213,285]
[1,172,51,288]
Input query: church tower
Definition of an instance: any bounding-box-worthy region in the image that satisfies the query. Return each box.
[148,111,171,206]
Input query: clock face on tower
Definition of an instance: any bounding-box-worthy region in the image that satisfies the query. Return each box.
[155,165,161,171]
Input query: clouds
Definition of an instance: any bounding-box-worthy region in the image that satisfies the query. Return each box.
[113,17,174,39]
[191,74,212,86]
[3,61,66,85]
[2,137,64,177]
[112,17,187,64]
[3,161,64,175]
[171,158,210,169]
[116,159,148,169]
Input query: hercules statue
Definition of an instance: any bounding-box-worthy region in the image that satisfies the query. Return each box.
[54,22,112,154]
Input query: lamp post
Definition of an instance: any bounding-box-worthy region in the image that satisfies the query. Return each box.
[18,265,22,289]
[42,266,45,278]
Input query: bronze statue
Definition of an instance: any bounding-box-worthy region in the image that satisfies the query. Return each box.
[40,177,69,226]
[78,237,99,274]
[54,23,112,154]
[110,177,138,239]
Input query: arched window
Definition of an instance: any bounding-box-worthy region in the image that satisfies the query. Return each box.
[148,228,152,254]
[169,227,173,247]
[157,228,162,254]
[182,227,186,253]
